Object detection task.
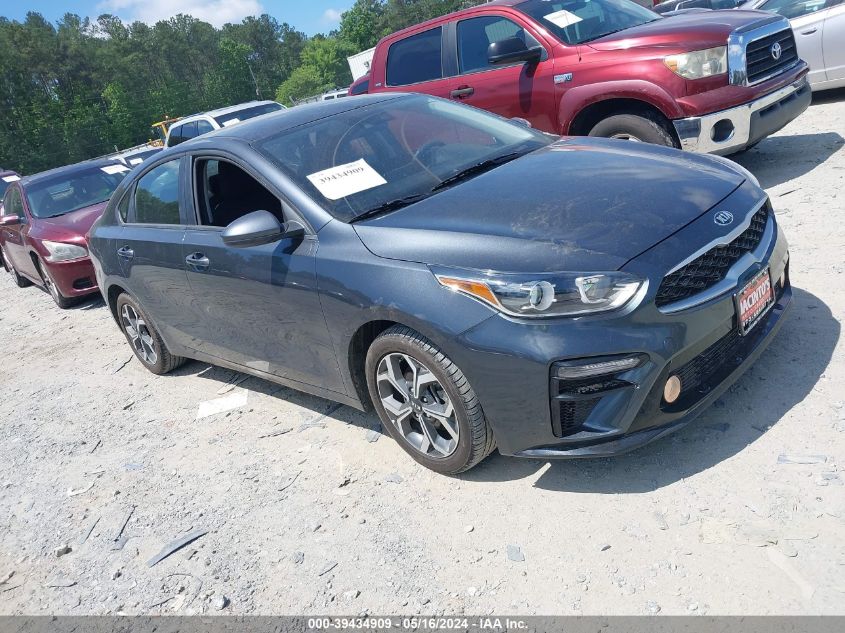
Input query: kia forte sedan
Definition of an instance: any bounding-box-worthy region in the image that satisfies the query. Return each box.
[88,94,791,474]
[1,159,129,307]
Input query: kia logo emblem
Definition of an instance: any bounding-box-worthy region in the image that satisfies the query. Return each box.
[714,211,734,226]
[771,42,782,60]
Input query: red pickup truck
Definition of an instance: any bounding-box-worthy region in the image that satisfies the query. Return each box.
[356,0,810,154]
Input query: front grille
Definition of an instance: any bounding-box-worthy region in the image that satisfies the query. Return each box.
[655,202,771,308]
[746,29,798,84]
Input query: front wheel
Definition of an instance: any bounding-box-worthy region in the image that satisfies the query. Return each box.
[116,293,185,375]
[588,113,678,148]
[365,325,495,475]
[38,261,76,309]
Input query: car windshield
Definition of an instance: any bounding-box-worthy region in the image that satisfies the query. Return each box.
[756,0,830,18]
[25,164,128,219]
[516,0,661,45]
[256,95,553,221]
[214,102,284,127]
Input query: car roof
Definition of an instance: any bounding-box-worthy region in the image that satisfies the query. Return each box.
[187,93,408,145]
[19,158,126,188]
[176,100,283,124]
[381,0,523,41]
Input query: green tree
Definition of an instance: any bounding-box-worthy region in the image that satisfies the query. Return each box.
[338,0,386,51]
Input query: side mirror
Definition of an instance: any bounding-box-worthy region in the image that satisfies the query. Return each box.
[222,210,283,247]
[0,214,21,227]
[487,37,542,66]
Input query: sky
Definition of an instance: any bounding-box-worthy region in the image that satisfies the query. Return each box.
[0,0,355,35]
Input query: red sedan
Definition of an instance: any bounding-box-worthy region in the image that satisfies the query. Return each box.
[0,159,128,308]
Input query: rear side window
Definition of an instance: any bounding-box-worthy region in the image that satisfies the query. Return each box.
[168,125,184,146]
[387,27,443,86]
[457,16,542,74]
[196,119,214,135]
[350,78,369,95]
[181,121,198,141]
[213,102,283,127]
[133,160,181,225]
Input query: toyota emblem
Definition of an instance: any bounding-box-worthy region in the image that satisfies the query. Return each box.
[714,211,734,226]
[771,42,782,61]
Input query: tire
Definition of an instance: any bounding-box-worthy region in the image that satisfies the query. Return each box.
[588,112,679,148]
[365,325,495,475]
[2,247,32,288]
[37,261,76,309]
[115,293,186,375]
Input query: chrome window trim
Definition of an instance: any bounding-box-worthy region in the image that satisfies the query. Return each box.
[728,16,794,86]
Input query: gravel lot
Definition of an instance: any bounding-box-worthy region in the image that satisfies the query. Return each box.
[1,90,843,617]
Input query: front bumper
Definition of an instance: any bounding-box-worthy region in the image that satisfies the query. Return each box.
[449,186,790,458]
[44,256,99,297]
[673,76,811,155]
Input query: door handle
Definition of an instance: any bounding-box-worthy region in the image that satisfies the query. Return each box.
[185,252,210,270]
[800,28,817,35]
[117,246,134,259]
[450,86,474,99]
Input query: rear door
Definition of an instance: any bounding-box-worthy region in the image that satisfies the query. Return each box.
[118,156,194,348]
[180,153,344,392]
[789,1,831,85]
[449,13,558,131]
[821,1,845,81]
[377,26,455,99]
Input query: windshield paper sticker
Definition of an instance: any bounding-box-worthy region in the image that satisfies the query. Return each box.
[306,159,387,200]
[2,175,20,182]
[544,10,583,29]
[101,164,130,175]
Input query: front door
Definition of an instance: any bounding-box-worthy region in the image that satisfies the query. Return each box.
[822,2,845,81]
[450,14,559,132]
[1,186,38,279]
[181,155,344,393]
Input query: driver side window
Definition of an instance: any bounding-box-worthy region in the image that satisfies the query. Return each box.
[457,16,542,74]
[3,187,24,219]
[194,158,284,228]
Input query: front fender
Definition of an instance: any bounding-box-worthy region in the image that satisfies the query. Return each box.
[559,80,684,133]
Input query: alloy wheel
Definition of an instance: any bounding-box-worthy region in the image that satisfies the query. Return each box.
[376,352,459,459]
[121,303,158,365]
[41,267,61,304]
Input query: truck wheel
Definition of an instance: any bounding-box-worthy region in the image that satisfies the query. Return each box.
[365,325,496,475]
[589,113,678,148]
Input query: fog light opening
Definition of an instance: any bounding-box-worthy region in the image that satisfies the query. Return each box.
[664,375,682,404]
[711,119,735,144]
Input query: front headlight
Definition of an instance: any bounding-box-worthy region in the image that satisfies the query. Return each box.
[664,46,727,80]
[42,240,88,262]
[434,269,644,318]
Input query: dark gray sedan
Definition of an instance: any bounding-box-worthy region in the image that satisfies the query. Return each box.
[88,93,791,474]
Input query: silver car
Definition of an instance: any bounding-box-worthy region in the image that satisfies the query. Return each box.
[745,0,845,91]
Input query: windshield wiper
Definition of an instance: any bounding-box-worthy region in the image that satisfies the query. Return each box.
[430,152,522,193]
[351,193,430,222]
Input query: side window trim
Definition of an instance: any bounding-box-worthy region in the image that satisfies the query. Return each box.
[454,13,548,77]
[126,155,189,228]
[187,151,312,234]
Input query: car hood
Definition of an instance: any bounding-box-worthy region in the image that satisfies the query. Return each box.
[586,11,771,52]
[352,138,744,273]
[34,201,108,242]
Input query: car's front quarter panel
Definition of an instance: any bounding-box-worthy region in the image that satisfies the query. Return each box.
[314,219,500,401]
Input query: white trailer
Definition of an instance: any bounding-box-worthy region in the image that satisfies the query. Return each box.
[347,47,376,81]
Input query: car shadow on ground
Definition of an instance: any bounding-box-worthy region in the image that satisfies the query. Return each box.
[461,287,839,492]
[733,131,844,189]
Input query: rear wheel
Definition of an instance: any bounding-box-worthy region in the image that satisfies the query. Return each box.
[2,248,31,288]
[589,113,678,148]
[116,293,185,375]
[365,325,495,475]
